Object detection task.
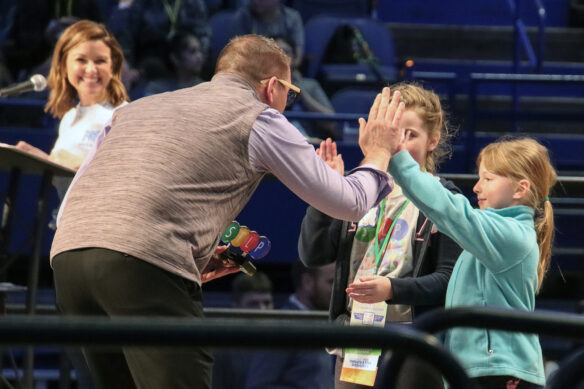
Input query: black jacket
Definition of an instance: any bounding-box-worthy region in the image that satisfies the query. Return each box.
[298,177,463,322]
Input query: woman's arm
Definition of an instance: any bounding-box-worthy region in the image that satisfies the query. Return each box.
[15,141,50,159]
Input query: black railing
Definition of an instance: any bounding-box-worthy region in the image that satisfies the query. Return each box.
[506,0,546,72]
[381,306,584,389]
[3,307,584,388]
[0,315,476,389]
[413,306,584,338]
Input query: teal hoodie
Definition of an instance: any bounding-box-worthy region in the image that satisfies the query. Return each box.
[389,151,544,385]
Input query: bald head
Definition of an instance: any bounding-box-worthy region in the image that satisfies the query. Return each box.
[215,34,291,88]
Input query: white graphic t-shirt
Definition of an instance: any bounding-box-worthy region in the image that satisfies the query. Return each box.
[347,184,419,323]
[51,101,127,197]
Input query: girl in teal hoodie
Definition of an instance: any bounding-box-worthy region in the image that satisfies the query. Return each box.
[366,87,556,389]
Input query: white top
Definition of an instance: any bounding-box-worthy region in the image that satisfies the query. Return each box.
[51,101,127,197]
[52,101,127,160]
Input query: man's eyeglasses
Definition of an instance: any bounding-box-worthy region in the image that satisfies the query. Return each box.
[260,78,301,108]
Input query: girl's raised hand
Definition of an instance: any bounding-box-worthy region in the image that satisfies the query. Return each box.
[316,137,345,175]
[346,275,393,304]
[396,129,411,155]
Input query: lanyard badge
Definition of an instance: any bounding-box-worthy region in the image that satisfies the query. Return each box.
[340,198,409,386]
[340,299,387,386]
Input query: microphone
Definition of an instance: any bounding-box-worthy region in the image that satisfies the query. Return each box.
[221,249,258,277]
[220,221,271,276]
[0,74,47,98]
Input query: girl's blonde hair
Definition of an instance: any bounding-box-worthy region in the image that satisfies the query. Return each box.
[45,20,128,119]
[477,137,557,293]
[390,82,453,173]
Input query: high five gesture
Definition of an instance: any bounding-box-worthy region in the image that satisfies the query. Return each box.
[358,87,405,171]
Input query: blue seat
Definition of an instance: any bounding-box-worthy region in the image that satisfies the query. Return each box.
[330,87,379,142]
[303,16,398,84]
[376,0,569,27]
[288,0,369,22]
[204,0,224,15]
[330,87,378,114]
[209,10,237,62]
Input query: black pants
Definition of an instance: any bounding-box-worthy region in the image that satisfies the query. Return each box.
[52,248,213,389]
[472,376,543,389]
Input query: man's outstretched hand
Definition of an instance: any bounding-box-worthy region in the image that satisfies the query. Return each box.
[358,87,405,170]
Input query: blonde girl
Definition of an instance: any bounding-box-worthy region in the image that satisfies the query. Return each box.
[386,122,556,389]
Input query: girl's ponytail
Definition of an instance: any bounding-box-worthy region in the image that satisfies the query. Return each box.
[535,199,554,293]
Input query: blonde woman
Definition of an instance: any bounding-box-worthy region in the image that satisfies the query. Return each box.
[17,20,128,181]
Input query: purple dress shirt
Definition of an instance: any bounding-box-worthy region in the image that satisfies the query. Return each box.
[58,108,392,225]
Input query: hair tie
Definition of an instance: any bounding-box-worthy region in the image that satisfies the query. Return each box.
[544,197,550,202]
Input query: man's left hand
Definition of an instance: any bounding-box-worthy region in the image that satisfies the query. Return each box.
[200,246,240,283]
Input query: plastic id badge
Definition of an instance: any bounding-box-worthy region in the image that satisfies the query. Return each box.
[340,300,387,386]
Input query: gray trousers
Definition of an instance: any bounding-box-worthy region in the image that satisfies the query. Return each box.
[53,248,213,389]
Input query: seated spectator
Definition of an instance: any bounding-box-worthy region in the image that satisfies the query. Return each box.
[285,260,335,312]
[141,32,206,97]
[212,272,274,389]
[231,271,274,310]
[109,0,211,80]
[231,0,304,67]
[243,260,335,389]
[273,35,338,140]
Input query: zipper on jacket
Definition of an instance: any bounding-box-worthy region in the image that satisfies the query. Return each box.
[415,218,429,241]
[487,330,493,355]
[412,216,430,277]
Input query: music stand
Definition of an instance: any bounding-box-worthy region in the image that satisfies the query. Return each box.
[0,143,75,388]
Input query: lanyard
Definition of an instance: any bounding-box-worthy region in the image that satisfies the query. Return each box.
[162,0,181,38]
[55,0,73,17]
[373,198,409,275]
